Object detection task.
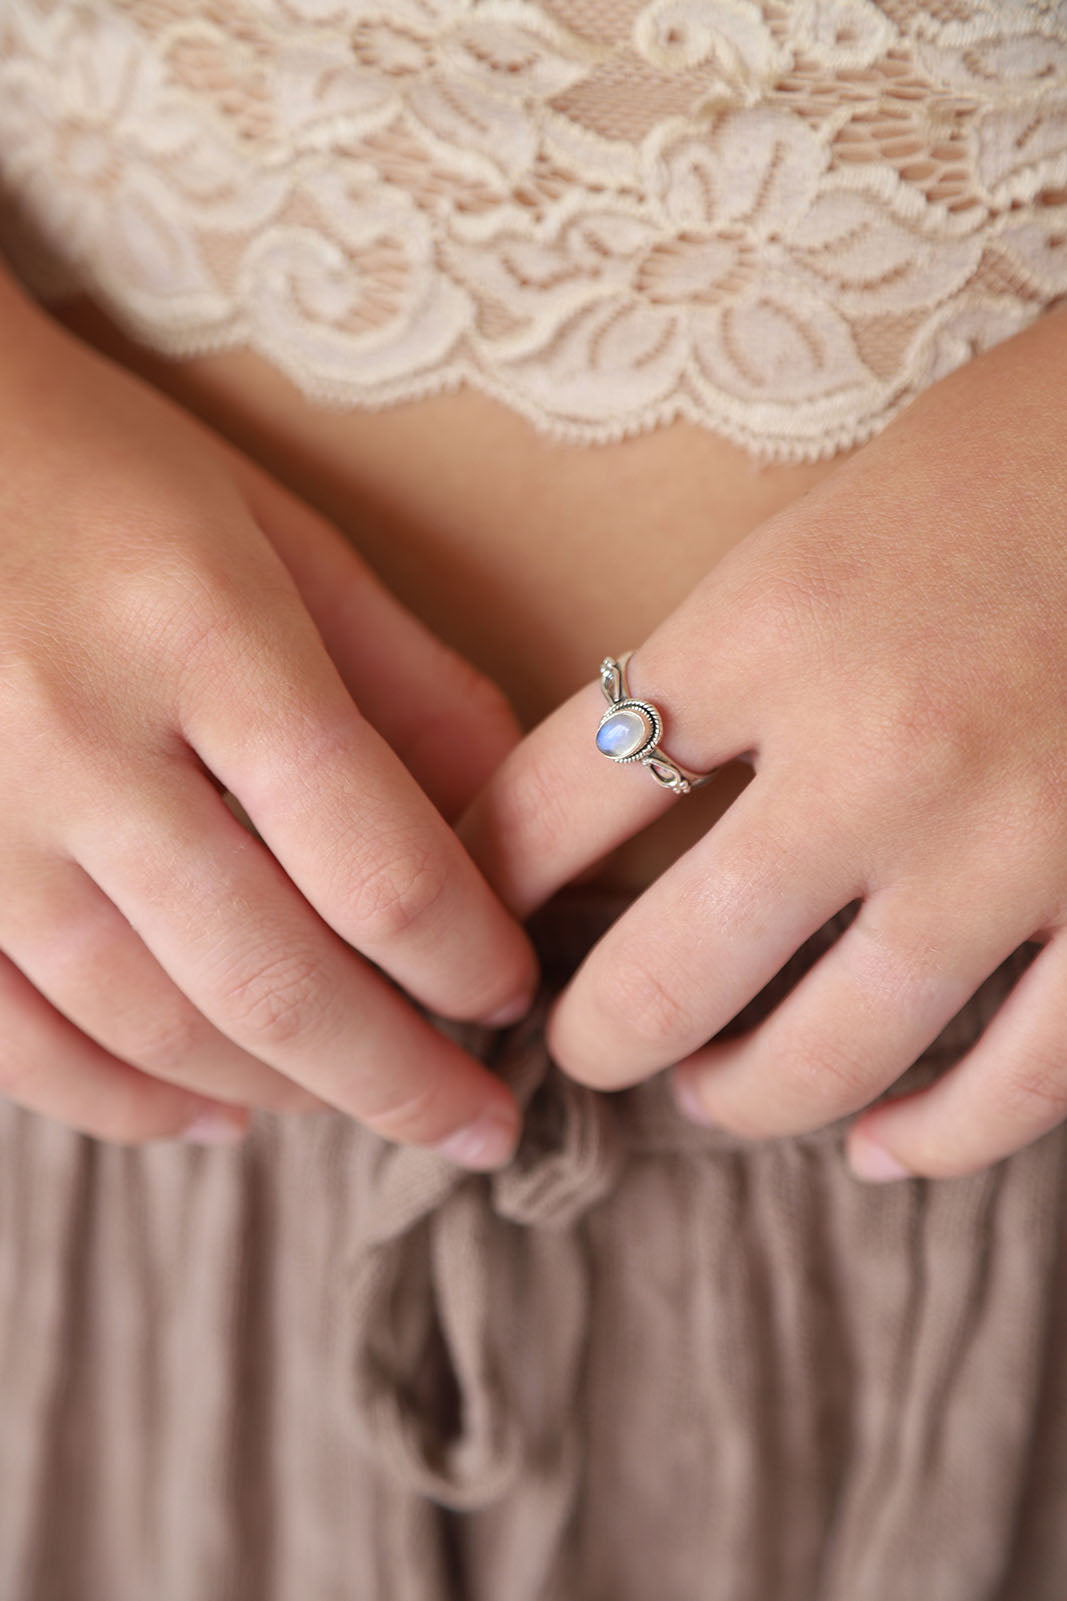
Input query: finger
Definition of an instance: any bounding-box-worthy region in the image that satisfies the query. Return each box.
[543,768,863,1088]
[844,928,1067,1181]
[237,465,523,820]
[1,855,327,1114]
[73,770,522,1163]
[176,577,537,1025]
[670,876,1026,1141]
[457,647,758,919]
[0,949,247,1144]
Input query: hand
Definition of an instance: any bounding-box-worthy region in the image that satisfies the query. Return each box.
[0,273,536,1164]
[458,301,1067,1183]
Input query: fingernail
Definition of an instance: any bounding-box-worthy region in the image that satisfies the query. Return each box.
[480,988,537,1028]
[180,1108,247,1146]
[849,1131,912,1183]
[672,1069,717,1127]
[434,1106,518,1170]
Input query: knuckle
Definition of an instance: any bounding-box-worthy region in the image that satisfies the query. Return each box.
[99,550,261,697]
[348,839,449,945]
[147,568,248,678]
[774,1028,874,1119]
[853,921,948,1015]
[110,1002,204,1075]
[996,1047,1067,1125]
[860,674,994,821]
[220,948,332,1051]
[360,1074,451,1145]
[701,844,790,942]
[492,755,573,864]
[872,676,961,775]
[0,647,93,758]
[598,949,695,1050]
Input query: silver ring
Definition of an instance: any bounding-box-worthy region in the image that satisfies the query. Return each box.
[595,651,716,795]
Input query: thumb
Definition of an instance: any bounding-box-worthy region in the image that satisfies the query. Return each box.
[234,463,523,821]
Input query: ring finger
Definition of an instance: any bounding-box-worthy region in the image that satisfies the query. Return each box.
[671,877,1036,1142]
[2,855,328,1113]
[543,768,866,1088]
[0,949,247,1143]
[845,927,1067,1180]
[71,771,521,1155]
[457,644,759,919]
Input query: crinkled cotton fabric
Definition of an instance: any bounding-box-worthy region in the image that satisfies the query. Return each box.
[3,887,1067,1601]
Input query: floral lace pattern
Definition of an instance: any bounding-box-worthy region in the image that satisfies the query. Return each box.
[1,0,1066,459]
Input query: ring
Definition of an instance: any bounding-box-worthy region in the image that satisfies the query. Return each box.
[595,652,716,795]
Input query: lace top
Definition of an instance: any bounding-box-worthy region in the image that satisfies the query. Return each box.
[1,0,1066,461]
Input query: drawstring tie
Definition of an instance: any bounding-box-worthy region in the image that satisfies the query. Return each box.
[342,887,1035,1516]
[345,994,625,1511]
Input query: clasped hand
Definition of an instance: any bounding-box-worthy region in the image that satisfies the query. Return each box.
[5,277,1067,1185]
[459,302,1067,1183]
[0,288,536,1165]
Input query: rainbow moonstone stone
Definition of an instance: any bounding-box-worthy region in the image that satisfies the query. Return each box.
[596,707,653,760]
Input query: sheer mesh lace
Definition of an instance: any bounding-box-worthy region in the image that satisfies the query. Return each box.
[1,0,1066,459]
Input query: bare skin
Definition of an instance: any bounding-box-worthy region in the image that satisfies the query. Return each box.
[15,281,1067,1188]
[51,294,844,892]
[457,301,1067,1184]
[0,268,540,1164]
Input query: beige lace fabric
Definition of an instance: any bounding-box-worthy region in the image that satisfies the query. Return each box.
[1,1,1067,460]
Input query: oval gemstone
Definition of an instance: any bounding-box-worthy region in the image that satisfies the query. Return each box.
[596,707,652,760]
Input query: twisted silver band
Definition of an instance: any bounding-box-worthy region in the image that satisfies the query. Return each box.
[595,652,716,796]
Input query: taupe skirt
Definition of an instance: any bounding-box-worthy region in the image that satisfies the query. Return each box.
[2,886,1066,1601]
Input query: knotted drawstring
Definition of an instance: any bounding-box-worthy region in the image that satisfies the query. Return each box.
[345,976,625,1513]
[342,884,1045,1521]
[491,1013,625,1229]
